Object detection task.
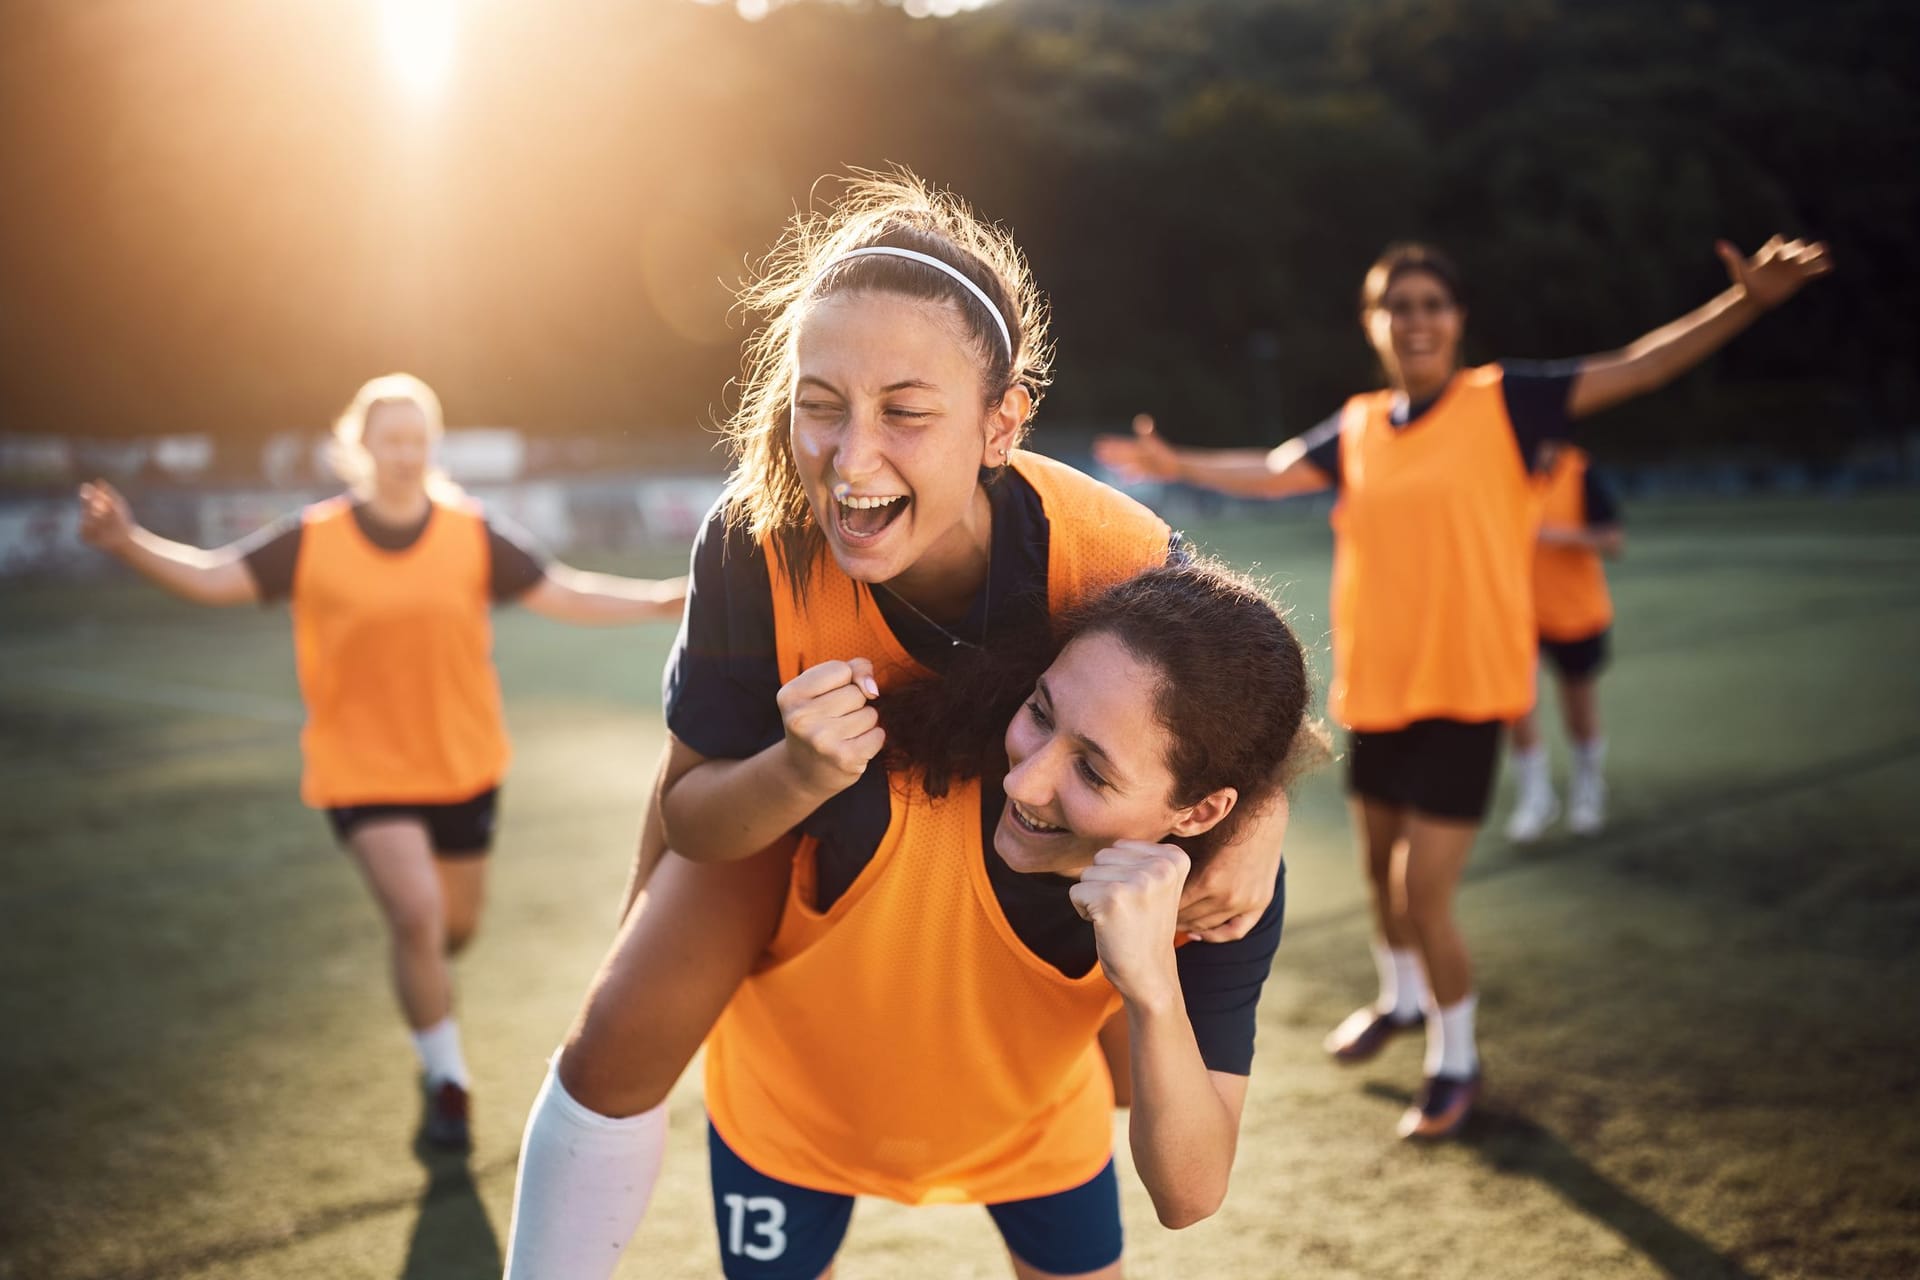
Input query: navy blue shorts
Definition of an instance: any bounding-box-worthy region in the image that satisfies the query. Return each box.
[324,786,499,857]
[707,1121,1123,1278]
[1539,629,1610,680]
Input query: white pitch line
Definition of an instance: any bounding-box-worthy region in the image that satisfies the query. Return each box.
[14,667,304,725]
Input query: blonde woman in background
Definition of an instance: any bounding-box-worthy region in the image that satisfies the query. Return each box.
[77,373,685,1152]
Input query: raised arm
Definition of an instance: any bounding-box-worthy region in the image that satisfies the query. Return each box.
[520,564,687,626]
[1093,415,1333,500]
[1566,236,1832,420]
[77,480,260,607]
[660,658,882,864]
[1073,842,1248,1228]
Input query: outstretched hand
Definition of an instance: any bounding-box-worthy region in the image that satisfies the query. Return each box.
[77,480,134,552]
[1093,414,1182,484]
[1716,236,1832,311]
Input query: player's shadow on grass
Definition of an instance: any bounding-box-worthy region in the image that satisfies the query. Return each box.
[399,1146,503,1280]
[1363,1083,1759,1280]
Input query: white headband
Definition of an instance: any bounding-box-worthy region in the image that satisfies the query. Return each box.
[817,246,1014,359]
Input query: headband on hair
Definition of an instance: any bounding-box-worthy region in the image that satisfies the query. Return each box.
[816,246,1014,359]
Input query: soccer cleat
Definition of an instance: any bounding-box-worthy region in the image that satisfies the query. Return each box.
[419,1078,472,1152]
[1503,785,1559,843]
[1567,772,1607,835]
[1397,1072,1480,1141]
[1323,1006,1425,1064]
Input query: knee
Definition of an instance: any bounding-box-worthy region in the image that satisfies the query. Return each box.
[444,916,479,956]
[389,898,445,953]
[1400,878,1455,930]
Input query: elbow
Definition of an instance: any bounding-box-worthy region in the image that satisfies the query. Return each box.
[656,794,700,862]
[1151,1185,1228,1230]
[656,792,726,865]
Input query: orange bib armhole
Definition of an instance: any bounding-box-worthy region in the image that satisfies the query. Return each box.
[1532,446,1614,640]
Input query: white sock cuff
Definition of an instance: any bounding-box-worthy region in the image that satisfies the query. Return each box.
[1370,940,1397,980]
[540,1061,668,1135]
[412,1016,471,1088]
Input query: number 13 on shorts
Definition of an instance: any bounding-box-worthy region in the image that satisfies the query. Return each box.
[722,1194,789,1262]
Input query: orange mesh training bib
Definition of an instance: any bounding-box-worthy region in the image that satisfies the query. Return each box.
[713,451,1169,1203]
[1328,365,1542,731]
[1532,447,1614,641]
[705,780,1124,1204]
[291,497,508,807]
[764,449,1171,689]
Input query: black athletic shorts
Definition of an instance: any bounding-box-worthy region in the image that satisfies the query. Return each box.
[1539,629,1610,680]
[1347,719,1504,823]
[325,786,500,857]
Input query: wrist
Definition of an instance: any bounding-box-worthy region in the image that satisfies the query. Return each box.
[1728,283,1768,316]
[775,739,858,802]
[1121,969,1184,1020]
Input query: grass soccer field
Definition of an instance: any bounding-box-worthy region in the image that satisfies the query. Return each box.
[2,494,1917,1280]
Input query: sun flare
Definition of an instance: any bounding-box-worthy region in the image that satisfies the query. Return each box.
[379,0,457,98]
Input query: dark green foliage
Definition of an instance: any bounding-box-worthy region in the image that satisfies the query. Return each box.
[1,0,1909,459]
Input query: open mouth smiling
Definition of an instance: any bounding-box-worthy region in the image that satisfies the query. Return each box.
[834,491,909,541]
[1009,799,1066,836]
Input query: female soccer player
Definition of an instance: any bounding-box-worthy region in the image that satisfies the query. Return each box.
[503,173,1291,1274]
[1096,234,1830,1139]
[76,373,684,1150]
[1505,443,1625,842]
[700,559,1317,1279]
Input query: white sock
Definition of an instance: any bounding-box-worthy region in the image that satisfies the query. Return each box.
[1511,744,1551,795]
[503,1062,668,1280]
[1372,942,1427,1021]
[411,1016,471,1089]
[1573,736,1607,778]
[1423,994,1480,1079]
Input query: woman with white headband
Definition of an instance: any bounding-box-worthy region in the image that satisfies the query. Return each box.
[503,170,1296,1276]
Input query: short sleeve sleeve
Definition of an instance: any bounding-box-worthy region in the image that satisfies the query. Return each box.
[1582,466,1621,527]
[484,514,552,603]
[661,502,784,761]
[236,513,305,604]
[1293,411,1345,488]
[1176,862,1285,1076]
[1498,359,1582,470]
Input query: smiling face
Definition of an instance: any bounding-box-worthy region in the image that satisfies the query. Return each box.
[1363,267,1465,399]
[790,291,1023,604]
[995,630,1233,878]
[361,398,435,498]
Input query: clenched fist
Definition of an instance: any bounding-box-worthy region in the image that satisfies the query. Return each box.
[777,657,885,796]
[1071,840,1190,1006]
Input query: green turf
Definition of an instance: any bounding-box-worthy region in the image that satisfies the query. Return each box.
[1,498,1916,1279]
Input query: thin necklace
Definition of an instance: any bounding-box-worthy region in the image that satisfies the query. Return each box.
[874,550,992,650]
